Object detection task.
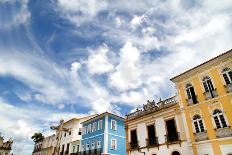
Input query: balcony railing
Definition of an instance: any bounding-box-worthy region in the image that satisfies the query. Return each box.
[165,132,181,148]
[215,127,232,138]
[129,141,139,150]
[78,149,101,155]
[146,137,159,148]
[224,84,232,93]
[186,96,198,105]
[194,131,208,142]
[203,89,218,100]
[126,96,177,121]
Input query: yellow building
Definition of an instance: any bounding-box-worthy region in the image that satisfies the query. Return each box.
[171,49,232,155]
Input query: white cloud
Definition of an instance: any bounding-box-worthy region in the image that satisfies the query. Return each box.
[0,0,30,29]
[86,44,113,75]
[109,42,141,91]
[130,15,147,30]
[56,0,107,26]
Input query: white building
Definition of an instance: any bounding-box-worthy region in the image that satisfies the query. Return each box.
[125,96,194,155]
[32,134,56,155]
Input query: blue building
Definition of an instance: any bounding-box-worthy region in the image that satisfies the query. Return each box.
[80,112,126,155]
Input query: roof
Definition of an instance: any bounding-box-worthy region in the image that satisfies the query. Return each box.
[170,49,232,82]
[64,114,97,124]
[81,112,125,124]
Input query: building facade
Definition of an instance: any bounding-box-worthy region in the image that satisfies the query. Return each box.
[80,112,126,155]
[125,96,193,155]
[0,134,13,155]
[32,134,56,155]
[171,49,232,155]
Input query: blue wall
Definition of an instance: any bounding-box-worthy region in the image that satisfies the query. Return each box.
[80,113,126,155]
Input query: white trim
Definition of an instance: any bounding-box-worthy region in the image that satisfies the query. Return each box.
[81,133,104,140]
[111,119,117,130]
[108,133,126,139]
[104,115,108,154]
[111,138,117,150]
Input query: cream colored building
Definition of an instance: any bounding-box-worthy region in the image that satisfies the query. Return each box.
[125,96,193,155]
[32,115,97,155]
[0,134,13,155]
[32,134,56,155]
[59,115,97,155]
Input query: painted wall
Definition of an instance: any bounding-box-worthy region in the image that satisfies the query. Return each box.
[174,53,232,155]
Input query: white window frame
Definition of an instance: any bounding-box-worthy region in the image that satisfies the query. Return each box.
[111,139,117,150]
[222,67,232,85]
[86,141,90,150]
[97,139,101,148]
[91,140,95,149]
[87,124,91,134]
[111,119,117,130]
[98,120,103,130]
[192,115,205,133]
[92,122,97,132]
[212,109,228,129]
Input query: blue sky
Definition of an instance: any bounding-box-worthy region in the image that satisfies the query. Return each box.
[0,0,232,154]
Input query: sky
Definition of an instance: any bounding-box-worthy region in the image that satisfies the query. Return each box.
[0,0,232,154]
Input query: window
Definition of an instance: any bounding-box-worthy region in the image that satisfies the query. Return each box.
[222,68,232,85]
[64,132,66,137]
[97,139,101,148]
[92,122,97,132]
[86,141,90,150]
[78,128,82,135]
[193,115,205,133]
[69,131,72,135]
[202,76,215,92]
[91,140,95,149]
[147,124,157,145]
[72,146,76,153]
[82,126,86,135]
[111,120,117,130]
[165,119,179,142]
[186,83,197,104]
[87,124,91,134]
[213,109,227,128]
[111,139,117,150]
[66,143,70,154]
[98,120,103,130]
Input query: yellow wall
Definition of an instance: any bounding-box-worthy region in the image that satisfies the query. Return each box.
[174,56,232,155]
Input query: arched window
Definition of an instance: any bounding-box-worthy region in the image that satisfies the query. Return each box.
[185,83,197,104]
[202,76,214,92]
[193,115,205,133]
[172,151,181,155]
[222,67,232,85]
[213,109,227,129]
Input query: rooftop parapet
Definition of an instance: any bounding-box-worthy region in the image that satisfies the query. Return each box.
[126,96,177,121]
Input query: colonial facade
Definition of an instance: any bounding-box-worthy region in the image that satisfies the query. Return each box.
[0,134,13,155]
[125,96,193,155]
[170,49,232,155]
[59,116,96,155]
[80,112,126,155]
[32,134,56,155]
[32,115,96,155]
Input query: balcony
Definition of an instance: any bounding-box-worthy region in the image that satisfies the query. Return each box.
[129,141,139,150]
[215,127,232,138]
[203,89,218,100]
[224,84,232,93]
[186,96,198,106]
[194,131,208,142]
[146,137,159,149]
[165,132,181,148]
